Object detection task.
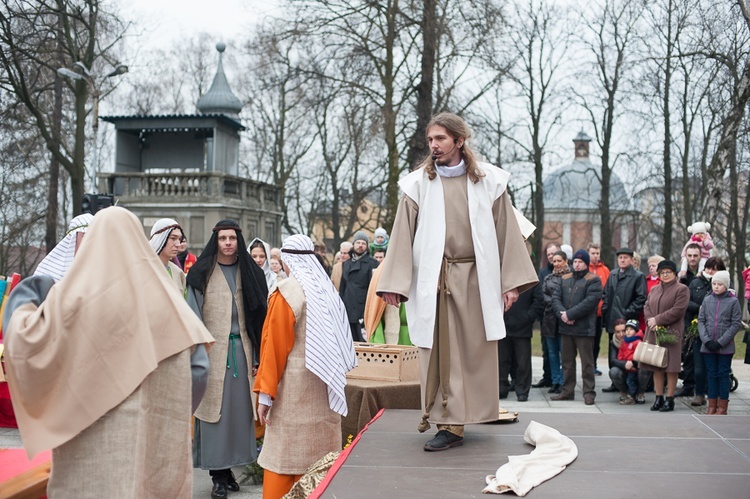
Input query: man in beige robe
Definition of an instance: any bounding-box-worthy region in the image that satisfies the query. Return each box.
[378,113,538,451]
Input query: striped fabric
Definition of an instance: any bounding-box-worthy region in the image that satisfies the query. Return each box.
[148,218,182,255]
[281,235,357,416]
[34,213,94,282]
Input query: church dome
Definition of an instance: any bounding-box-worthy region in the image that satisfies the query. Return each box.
[196,42,243,119]
[543,160,630,212]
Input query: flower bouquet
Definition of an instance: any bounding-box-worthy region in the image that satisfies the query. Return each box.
[684,318,699,341]
[654,325,678,345]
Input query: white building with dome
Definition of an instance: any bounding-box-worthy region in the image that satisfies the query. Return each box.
[542,132,639,263]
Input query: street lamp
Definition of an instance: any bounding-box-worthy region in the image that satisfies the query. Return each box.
[57,62,128,192]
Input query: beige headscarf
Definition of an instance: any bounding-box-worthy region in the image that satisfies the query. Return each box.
[4,207,215,458]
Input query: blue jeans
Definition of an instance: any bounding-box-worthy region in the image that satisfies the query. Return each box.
[544,336,563,385]
[703,353,732,400]
[693,337,707,397]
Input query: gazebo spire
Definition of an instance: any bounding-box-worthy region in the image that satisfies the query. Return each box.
[196,42,243,119]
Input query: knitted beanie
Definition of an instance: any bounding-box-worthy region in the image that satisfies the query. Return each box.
[712,270,730,289]
[352,231,369,244]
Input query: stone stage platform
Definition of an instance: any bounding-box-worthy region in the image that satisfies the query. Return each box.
[317,409,750,498]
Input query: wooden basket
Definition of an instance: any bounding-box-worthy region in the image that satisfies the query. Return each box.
[346,343,419,382]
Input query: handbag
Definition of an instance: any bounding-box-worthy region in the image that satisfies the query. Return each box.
[634,330,668,369]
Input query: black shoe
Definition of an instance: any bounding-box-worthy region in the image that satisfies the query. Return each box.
[548,384,560,394]
[423,430,464,451]
[517,394,528,402]
[499,392,508,399]
[674,387,694,398]
[211,482,228,499]
[226,471,240,492]
[509,382,516,392]
[650,395,665,411]
[532,379,552,388]
[659,396,675,412]
[602,384,618,393]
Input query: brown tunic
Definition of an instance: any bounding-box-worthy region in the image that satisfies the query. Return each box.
[642,280,690,373]
[378,174,538,425]
[48,349,194,498]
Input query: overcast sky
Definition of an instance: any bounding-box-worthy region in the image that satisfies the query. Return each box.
[122,0,281,49]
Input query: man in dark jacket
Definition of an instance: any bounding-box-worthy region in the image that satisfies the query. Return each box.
[499,282,544,401]
[550,249,602,405]
[601,247,647,392]
[340,231,380,341]
[677,257,726,404]
[532,243,560,389]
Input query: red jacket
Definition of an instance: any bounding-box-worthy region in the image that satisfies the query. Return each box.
[617,331,643,370]
[589,261,610,317]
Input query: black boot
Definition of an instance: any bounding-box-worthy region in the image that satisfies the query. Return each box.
[659,396,675,412]
[548,384,560,394]
[650,395,665,411]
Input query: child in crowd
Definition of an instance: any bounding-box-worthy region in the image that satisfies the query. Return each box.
[369,227,389,255]
[680,222,713,274]
[698,270,743,415]
[617,319,643,404]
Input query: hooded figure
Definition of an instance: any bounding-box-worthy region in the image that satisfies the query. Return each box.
[186,219,268,497]
[149,218,187,295]
[33,213,94,281]
[2,207,214,497]
[248,237,277,291]
[254,235,356,499]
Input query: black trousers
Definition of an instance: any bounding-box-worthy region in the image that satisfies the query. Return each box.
[350,321,365,342]
[499,336,532,398]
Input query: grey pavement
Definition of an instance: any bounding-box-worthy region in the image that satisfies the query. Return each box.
[3,355,750,498]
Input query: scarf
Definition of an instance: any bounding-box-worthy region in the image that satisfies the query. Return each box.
[248,237,277,291]
[33,213,94,282]
[149,218,182,255]
[281,235,357,416]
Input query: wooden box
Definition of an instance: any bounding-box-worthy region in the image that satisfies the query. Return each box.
[346,343,420,382]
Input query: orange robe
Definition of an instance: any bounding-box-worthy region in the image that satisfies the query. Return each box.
[254,292,295,400]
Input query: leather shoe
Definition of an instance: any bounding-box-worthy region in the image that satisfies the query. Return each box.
[226,471,240,492]
[691,395,706,406]
[635,394,646,404]
[674,387,694,398]
[423,430,464,451]
[650,395,665,411]
[532,379,552,388]
[211,482,228,499]
[517,394,528,402]
[550,393,574,401]
[659,396,675,412]
[547,384,559,393]
[602,384,618,393]
[584,395,596,405]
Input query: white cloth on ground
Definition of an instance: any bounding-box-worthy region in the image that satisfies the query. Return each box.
[483,421,578,496]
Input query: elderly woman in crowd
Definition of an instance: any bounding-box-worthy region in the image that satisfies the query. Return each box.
[540,250,571,395]
[642,260,690,412]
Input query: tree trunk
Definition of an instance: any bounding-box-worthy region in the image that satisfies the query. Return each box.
[660,0,674,258]
[406,0,436,170]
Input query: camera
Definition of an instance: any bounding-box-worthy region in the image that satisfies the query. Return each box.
[81,193,115,215]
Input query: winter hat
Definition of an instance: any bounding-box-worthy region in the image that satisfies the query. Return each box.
[560,244,573,261]
[656,260,677,274]
[625,319,639,332]
[688,222,710,235]
[572,249,590,267]
[616,247,634,256]
[712,270,730,289]
[374,227,388,240]
[352,230,370,244]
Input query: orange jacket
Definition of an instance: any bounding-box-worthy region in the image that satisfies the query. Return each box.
[589,261,610,317]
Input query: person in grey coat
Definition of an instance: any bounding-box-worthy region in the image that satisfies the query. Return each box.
[550,249,602,405]
[698,270,743,415]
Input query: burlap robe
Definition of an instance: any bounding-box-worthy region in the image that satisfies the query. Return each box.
[48,349,194,498]
[258,277,341,475]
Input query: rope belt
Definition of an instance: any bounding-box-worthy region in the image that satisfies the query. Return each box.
[419,256,475,433]
[227,333,241,378]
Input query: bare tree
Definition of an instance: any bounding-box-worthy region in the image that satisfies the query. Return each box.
[573,0,645,266]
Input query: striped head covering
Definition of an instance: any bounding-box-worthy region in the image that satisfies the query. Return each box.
[281,235,357,416]
[34,213,94,282]
[149,218,183,255]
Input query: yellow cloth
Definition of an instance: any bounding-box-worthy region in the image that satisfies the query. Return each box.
[4,207,215,458]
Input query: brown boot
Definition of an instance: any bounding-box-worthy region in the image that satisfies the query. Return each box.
[716,399,729,415]
[707,398,718,415]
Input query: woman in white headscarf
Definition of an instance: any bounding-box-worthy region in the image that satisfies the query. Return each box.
[149,218,187,296]
[254,235,356,499]
[248,237,277,291]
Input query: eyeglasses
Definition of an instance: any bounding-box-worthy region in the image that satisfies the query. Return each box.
[659,270,674,276]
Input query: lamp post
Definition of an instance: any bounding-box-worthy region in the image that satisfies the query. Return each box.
[57,63,128,192]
